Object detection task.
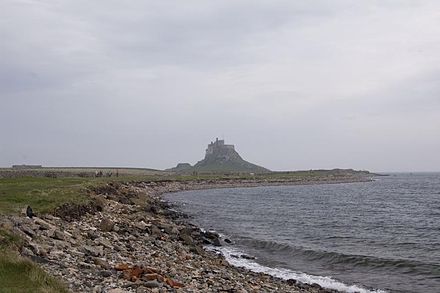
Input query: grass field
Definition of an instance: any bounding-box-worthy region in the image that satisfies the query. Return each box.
[0,177,93,215]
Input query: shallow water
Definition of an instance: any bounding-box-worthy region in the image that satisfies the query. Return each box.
[165,173,440,293]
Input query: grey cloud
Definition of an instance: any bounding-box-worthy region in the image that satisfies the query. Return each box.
[1,0,440,171]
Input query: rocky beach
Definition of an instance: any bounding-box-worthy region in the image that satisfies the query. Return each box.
[1,177,372,292]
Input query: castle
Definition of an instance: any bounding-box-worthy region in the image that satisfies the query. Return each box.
[168,137,269,173]
[206,138,235,156]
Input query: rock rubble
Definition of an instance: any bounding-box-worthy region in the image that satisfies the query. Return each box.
[3,180,346,292]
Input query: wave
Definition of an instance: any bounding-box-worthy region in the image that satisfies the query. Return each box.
[207,246,386,293]
[237,238,439,275]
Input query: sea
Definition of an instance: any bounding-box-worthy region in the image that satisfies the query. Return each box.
[164,173,440,293]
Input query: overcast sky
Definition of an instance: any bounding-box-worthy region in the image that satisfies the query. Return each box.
[1,0,440,172]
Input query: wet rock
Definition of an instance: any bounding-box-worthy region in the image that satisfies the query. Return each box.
[201,230,222,246]
[240,254,256,260]
[212,237,221,246]
[311,282,323,289]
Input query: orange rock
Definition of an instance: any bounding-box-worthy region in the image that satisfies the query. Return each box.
[130,266,144,279]
[114,263,130,271]
[144,266,159,274]
[121,266,145,282]
[144,273,159,281]
[156,274,165,282]
[123,270,131,281]
[165,278,184,288]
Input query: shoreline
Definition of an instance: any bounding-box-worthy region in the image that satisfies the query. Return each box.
[4,176,373,292]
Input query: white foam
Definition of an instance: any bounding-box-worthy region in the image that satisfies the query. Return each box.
[207,246,387,293]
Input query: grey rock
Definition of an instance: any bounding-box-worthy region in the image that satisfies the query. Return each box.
[150,225,161,237]
[92,286,103,293]
[83,245,104,257]
[180,233,194,246]
[212,237,221,247]
[28,242,47,257]
[143,280,160,288]
[99,270,112,278]
[107,289,128,293]
[52,230,65,241]
[95,237,113,249]
[87,231,99,240]
[34,218,53,230]
[135,221,148,231]
[94,257,110,269]
[21,246,34,256]
[21,226,36,238]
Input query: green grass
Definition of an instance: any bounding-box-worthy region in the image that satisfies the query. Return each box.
[0,177,92,215]
[0,177,80,292]
[0,228,68,293]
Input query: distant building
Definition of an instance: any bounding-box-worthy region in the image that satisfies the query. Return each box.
[12,164,43,169]
[206,138,235,155]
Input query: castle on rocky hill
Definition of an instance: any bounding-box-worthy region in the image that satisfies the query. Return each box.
[168,138,269,174]
[206,138,235,156]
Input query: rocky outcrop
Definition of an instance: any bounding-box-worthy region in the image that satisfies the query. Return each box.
[166,163,193,172]
[172,138,270,174]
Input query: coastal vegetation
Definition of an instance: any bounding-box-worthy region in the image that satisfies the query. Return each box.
[0,168,373,215]
[0,222,68,292]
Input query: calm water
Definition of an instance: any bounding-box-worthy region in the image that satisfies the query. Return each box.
[165,173,440,293]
